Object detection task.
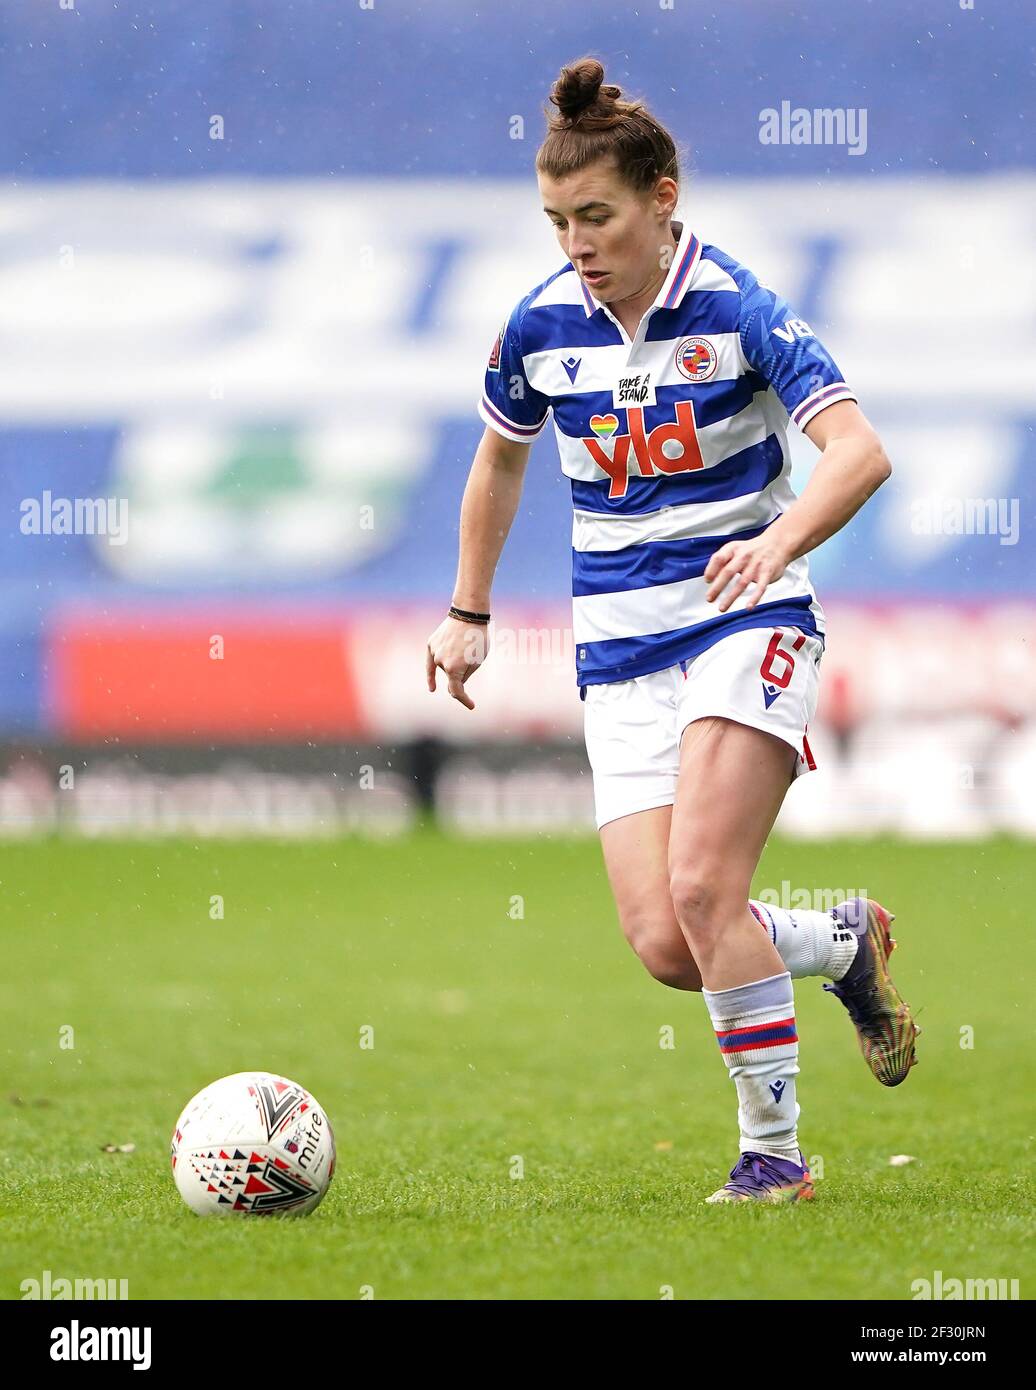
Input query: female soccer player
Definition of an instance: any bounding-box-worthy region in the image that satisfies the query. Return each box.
[426,57,918,1202]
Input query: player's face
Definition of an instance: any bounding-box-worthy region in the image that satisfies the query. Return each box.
[538,160,678,306]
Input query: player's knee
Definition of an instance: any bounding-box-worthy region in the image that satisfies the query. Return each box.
[625,920,702,990]
[667,869,735,952]
[668,869,715,926]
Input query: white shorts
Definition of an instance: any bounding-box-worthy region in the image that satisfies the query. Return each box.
[582,625,823,831]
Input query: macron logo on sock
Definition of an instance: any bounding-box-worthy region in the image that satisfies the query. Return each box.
[769,1079,787,1103]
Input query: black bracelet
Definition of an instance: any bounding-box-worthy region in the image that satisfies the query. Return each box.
[448,605,491,624]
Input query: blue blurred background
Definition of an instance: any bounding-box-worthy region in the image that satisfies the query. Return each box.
[0,0,1033,835]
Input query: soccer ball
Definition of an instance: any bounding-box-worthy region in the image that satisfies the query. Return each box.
[171,1072,335,1216]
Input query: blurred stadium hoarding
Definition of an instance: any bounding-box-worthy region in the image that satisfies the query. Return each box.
[1,177,1034,837]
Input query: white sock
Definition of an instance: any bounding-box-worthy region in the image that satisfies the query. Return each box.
[702,970,801,1163]
[749,900,858,981]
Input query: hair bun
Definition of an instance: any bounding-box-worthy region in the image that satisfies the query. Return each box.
[537,57,679,192]
[550,57,621,124]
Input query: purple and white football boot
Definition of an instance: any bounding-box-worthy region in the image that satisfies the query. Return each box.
[705,1150,815,1204]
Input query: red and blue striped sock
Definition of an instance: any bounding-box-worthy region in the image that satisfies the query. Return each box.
[702,970,801,1162]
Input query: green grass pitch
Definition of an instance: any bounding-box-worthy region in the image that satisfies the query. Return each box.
[2,828,1033,1300]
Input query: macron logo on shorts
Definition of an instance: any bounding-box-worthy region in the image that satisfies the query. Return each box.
[762,682,783,709]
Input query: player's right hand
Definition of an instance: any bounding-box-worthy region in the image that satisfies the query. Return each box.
[425,616,490,711]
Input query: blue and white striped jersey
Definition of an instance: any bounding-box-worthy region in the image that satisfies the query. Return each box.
[478,220,857,690]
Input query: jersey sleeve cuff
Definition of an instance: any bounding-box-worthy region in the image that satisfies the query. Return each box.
[790,383,858,431]
[478,393,550,444]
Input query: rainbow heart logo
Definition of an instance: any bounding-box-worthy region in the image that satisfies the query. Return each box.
[589,413,620,438]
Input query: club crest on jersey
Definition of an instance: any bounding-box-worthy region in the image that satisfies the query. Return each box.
[613,370,656,409]
[675,336,718,382]
[487,322,504,372]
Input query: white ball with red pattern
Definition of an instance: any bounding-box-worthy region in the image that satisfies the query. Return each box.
[170,1072,335,1216]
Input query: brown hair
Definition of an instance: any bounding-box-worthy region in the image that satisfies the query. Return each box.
[536,57,680,193]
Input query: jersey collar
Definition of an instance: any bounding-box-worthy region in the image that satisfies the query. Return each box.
[576,218,701,317]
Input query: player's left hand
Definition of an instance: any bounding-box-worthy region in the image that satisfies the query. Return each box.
[704,533,793,613]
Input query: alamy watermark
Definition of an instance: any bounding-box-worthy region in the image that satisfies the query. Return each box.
[759,101,868,156]
[50,1321,151,1370]
[21,1269,129,1299]
[755,883,866,912]
[910,496,1019,546]
[911,1269,1020,1300]
[462,622,574,668]
[19,492,129,545]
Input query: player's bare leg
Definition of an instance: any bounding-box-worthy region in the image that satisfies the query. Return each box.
[596,757,919,1093]
[668,716,812,1202]
[668,717,794,988]
[598,802,897,996]
[599,805,702,992]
